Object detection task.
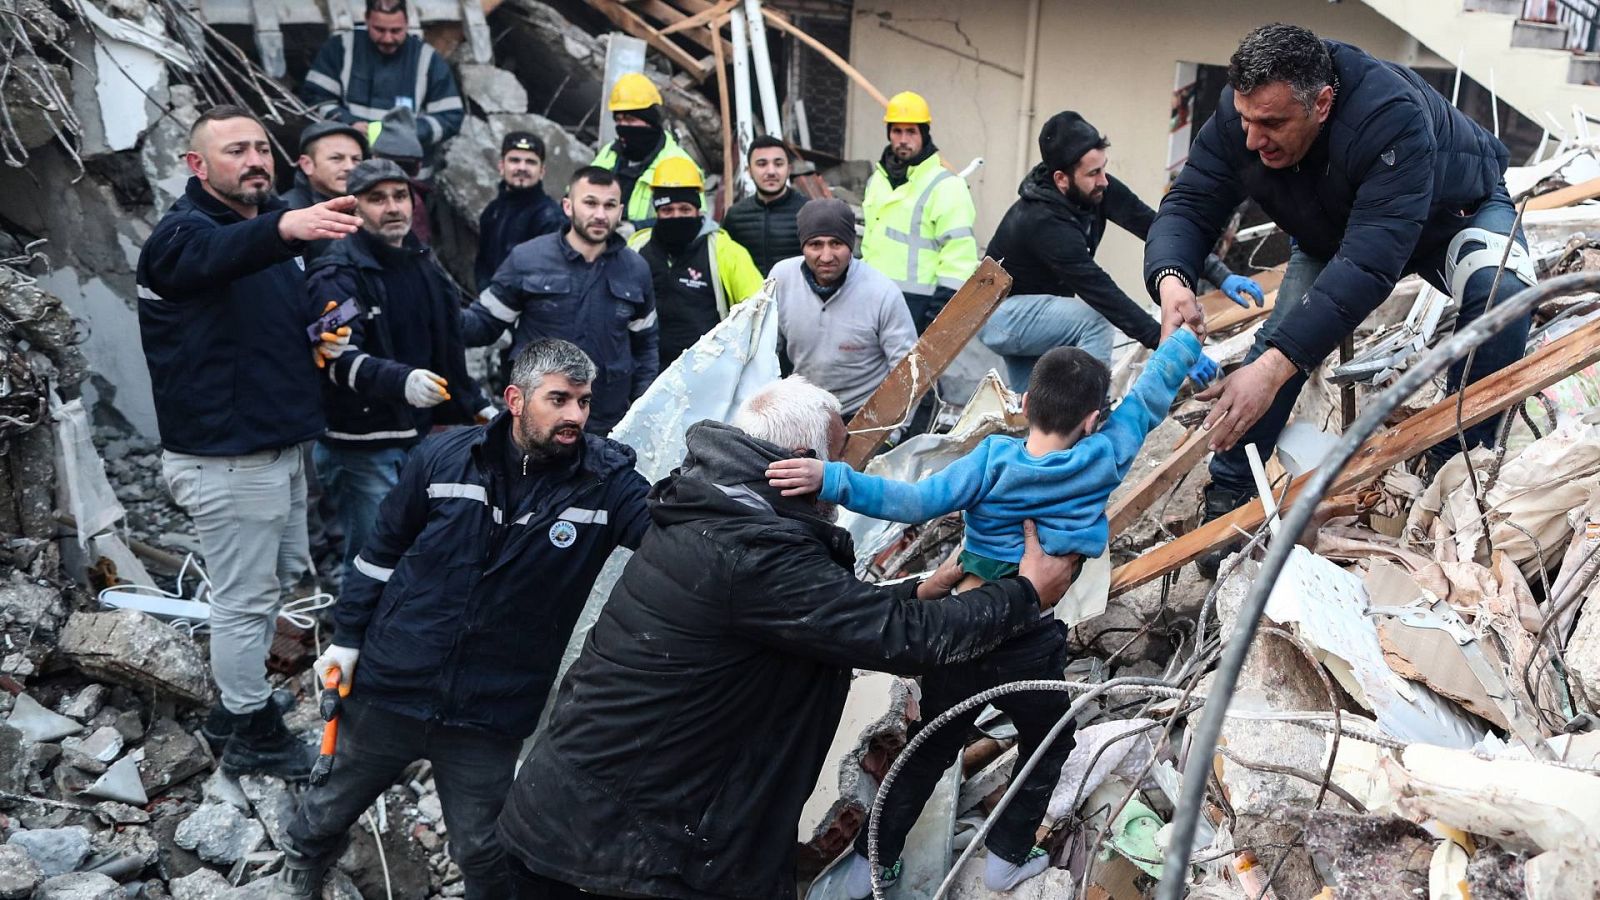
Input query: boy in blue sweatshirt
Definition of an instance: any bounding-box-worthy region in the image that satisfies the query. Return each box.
[767,327,1202,895]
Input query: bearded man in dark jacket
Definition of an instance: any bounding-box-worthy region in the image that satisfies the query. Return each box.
[497,377,1082,900]
[1143,24,1532,577]
[982,111,1262,388]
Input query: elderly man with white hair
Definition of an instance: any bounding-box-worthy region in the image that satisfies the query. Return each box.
[497,376,1081,900]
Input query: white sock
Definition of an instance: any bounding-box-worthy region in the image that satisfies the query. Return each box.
[843,852,874,900]
[983,846,1051,892]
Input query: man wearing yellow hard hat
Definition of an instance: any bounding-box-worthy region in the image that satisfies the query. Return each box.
[592,72,704,228]
[860,91,979,333]
[627,157,763,371]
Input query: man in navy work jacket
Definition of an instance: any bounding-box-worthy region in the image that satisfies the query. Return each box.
[299,0,463,178]
[136,105,362,778]
[462,166,659,435]
[1143,24,1535,577]
[274,339,650,900]
[475,130,566,290]
[306,159,493,588]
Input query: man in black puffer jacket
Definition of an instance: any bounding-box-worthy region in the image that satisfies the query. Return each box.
[497,377,1082,900]
[721,135,808,275]
[275,339,650,900]
[1144,24,1534,577]
[306,159,492,587]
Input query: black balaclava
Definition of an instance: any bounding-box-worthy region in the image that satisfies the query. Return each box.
[880,123,936,188]
[651,187,702,252]
[616,105,665,163]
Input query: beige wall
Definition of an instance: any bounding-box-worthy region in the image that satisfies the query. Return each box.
[845,0,1445,294]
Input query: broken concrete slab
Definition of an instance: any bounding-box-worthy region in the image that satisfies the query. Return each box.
[0,844,43,900]
[82,755,148,806]
[173,803,264,865]
[58,684,108,721]
[135,717,210,796]
[237,774,293,850]
[200,770,250,812]
[5,692,83,743]
[61,726,124,764]
[7,826,93,877]
[31,873,121,900]
[799,672,911,860]
[58,610,212,704]
[0,723,27,795]
[167,869,232,900]
[456,64,528,114]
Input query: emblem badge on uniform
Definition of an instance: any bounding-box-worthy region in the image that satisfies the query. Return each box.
[549,520,578,549]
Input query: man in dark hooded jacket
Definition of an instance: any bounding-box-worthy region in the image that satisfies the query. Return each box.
[497,376,1081,900]
[982,111,1263,388]
[475,131,565,290]
[1143,24,1532,577]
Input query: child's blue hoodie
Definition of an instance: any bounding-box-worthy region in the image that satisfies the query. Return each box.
[820,329,1202,562]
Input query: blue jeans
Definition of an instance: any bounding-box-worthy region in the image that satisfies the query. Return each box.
[979,294,1115,390]
[1209,183,1533,499]
[312,442,410,586]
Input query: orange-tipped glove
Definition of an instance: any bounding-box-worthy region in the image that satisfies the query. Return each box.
[404,369,451,408]
[313,300,354,369]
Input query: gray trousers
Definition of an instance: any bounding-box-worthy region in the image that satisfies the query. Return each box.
[161,447,310,714]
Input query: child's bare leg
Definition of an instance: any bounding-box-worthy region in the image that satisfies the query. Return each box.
[952,572,987,594]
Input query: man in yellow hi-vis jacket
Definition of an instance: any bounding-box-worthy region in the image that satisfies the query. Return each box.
[859,91,979,333]
[591,73,703,228]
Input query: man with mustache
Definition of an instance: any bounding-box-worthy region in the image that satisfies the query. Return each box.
[463,167,658,435]
[137,105,362,777]
[304,159,493,588]
[981,111,1263,389]
[475,131,566,291]
[276,339,651,900]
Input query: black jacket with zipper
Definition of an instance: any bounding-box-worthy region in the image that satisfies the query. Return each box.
[306,229,486,449]
[721,187,807,275]
[333,415,651,736]
[987,165,1233,349]
[497,420,1044,900]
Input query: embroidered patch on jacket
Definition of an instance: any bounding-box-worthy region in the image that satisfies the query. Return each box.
[549,520,577,549]
[1380,148,1396,167]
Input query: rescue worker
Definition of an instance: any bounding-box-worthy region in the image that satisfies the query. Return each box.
[982,111,1263,386]
[721,135,808,275]
[305,159,492,587]
[299,0,463,178]
[284,121,368,262]
[1144,24,1532,577]
[463,166,658,436]
[475,131,565,290]
[590,72,701,228]
[136,105,360,777]
[859,91,979,332]
[626,157,763,371]
[274,339,651,900]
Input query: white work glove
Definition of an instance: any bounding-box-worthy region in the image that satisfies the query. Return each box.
[404,369,450,408]
[314,644,359,688]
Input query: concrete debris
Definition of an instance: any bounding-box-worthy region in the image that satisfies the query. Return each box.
[60,725,124,764]
[237,774,294,850]
[7,826,92,877]
[1290,809,1433,898]
[173,803,265,865]
[82,755,148,806]
[135,717,211,796]
[0,844,43,899]
[58,610,213,704]
[7,692,84,743]
[166,870,232,900]
[30,873,121,900]
[454,64,528,114]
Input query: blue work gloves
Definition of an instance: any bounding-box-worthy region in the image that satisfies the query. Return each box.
[1220,274,1266,308]
[1187,353,1220,386]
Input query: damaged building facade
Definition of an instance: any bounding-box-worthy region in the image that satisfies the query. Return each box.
[7,0,1600,899]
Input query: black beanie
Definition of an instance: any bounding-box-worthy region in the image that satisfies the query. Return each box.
[796,198,856,251]
[1038,111,1105,175]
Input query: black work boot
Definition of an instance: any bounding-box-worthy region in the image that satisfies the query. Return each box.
[202,689,296,754]
[1194,483,1255,580]
[270,851,337,900]
[221,700,313,780]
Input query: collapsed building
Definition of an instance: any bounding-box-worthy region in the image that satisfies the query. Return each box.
[6,1,1600,899]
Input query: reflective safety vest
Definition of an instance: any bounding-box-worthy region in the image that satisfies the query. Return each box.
[626,225,765,318]
[859,154,979,297]
[591,132,705,227]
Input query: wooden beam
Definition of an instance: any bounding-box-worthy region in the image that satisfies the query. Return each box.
[1107,428,1210,537]
[1199,266,1284,334]
[840,258,1013,470]
[658,0,739,35]
[1108,315,1600,595]
[587,0,713,81]
[1526,176,1600,211]
[761,8,890,108]
[632,0,734,60]
[711,17,735,212]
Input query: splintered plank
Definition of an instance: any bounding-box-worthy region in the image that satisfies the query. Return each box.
[1107,427,1210,537]
[1526,176,1600,211]
[1199,266,1285,334]
[1109,314,1600,595]
[840,258,1013,470]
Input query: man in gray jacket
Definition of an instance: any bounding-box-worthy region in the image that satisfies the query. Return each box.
[773,199,918,418]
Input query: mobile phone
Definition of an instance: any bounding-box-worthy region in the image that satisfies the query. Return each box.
[307,297,361,344]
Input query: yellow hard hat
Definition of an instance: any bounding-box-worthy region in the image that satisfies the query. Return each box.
[884,91,931,125]
[650,156,705,190]
[609,73,663,113]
